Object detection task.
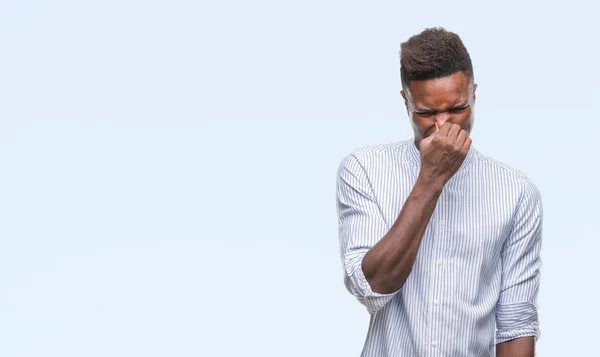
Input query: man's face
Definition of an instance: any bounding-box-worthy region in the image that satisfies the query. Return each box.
[401,71,477,148]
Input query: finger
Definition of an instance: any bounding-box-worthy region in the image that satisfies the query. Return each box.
[425,123,439,139]
[420,131,436,147]
[437,122,452,137]
[462,136,472,153]
[419,136,432,151]
[457,129,469,146]
[447,124,461,141]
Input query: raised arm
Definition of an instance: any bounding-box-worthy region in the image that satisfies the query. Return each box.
[362,123,471,293]
[337,123,471,312]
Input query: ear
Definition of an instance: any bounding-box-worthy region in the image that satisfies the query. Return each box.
[472,83,478,102]
[400,90,410,116]
[400,90,408,109]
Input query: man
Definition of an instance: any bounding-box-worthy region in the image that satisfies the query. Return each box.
[336,27,542,357]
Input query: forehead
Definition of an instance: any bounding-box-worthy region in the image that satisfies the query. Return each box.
[407,71,471,108]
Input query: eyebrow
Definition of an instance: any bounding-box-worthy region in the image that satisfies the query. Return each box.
[414,102,470,114]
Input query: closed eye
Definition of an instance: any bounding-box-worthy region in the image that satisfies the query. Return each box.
[415,111,435,117]
[449,106,468,114]
[414,104,469,116]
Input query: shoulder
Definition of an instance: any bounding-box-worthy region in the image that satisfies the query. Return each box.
[339,140,409,170]
[475,151,542,202]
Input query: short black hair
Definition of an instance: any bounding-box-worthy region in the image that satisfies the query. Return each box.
[400,27,473,91]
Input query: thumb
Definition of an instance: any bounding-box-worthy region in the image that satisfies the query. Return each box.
[421,122,440,146]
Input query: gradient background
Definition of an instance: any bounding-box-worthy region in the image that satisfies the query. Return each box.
[1,1,598,356]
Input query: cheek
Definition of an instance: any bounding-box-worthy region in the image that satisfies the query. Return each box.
[411,118,436,137]
[410,117,426,131]
[455,112,474,131]
[453,110,473,123]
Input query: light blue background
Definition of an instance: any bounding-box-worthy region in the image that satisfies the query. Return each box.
[1,1,598,356]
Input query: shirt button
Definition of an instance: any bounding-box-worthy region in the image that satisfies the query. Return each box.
[436,259,442,266]
[434,299,440,306]
[432,341,438,347]
[439,219,445,226]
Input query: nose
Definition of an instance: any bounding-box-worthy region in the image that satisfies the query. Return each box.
[435,112,451,127]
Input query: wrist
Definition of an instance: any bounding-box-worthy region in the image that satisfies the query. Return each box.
[415,171,445,195]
